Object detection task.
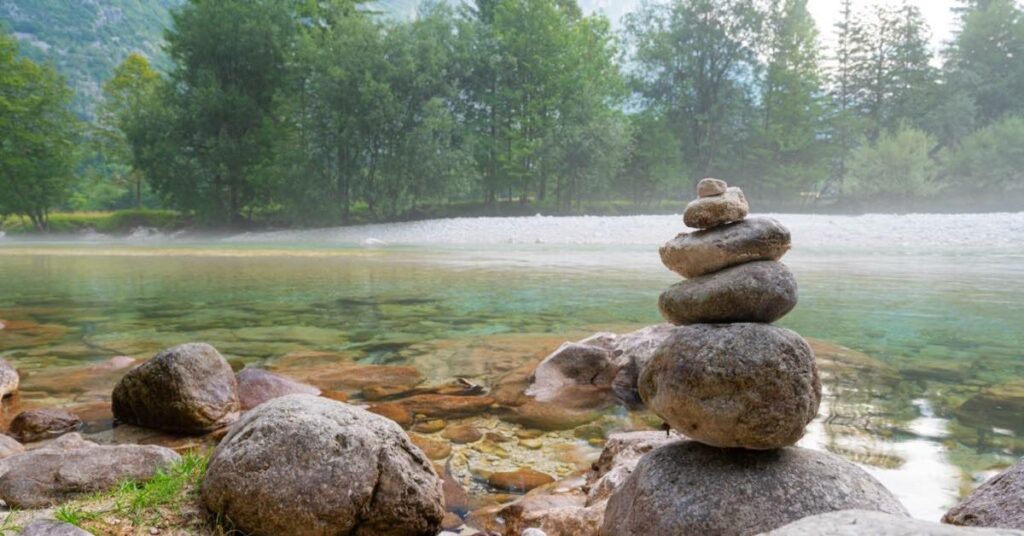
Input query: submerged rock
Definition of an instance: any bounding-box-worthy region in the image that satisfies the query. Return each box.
[683,187,749,229]
[601,441,907,536]
[8,408,83,443]
[944,458,1024,530]
[0,440,180,508]
[112,343,240,434]
[955,380,1024,434]
[20,519,93,536]
[236,368,320,410]
[368,403,414,428]
[395,394,495,418]
[659,261,798,325]
[201,395,444,536]
[766,510,1024,536]
[484,468,556,493]
[660,217,792,279]
[0,357,18,398]
[640,324,820,450]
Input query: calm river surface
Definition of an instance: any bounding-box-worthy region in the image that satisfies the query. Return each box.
[1,213,1023,521]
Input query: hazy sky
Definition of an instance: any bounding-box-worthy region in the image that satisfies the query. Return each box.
[583,0,960,55]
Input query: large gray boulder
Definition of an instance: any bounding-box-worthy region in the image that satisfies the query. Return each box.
[764,510,1024,536]
[112,343,240,434]
[8,408,83,443]
[659,261,798,325]
[236,368,320,410]
[0,357,18,398]
[944,458,1024,530]
[683,186,748,229]
[20,519,93,536]
[660,217,792,279]
[601,441,907,536]
[640,324,820,449]
[0,438,180,508]
[201,395,444,536]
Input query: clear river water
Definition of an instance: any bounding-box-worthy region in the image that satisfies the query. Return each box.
[1,212,1022,521]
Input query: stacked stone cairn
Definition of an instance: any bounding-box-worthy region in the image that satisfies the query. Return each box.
[600,179,912,535]
[648,177,818,449]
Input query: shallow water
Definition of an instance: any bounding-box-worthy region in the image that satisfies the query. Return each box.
[2,212,1023,521]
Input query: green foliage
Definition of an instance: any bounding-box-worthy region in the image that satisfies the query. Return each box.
[0,29,79,230]
[1,210,184,234]
[846,125,938,205]
[946,115,1024,207]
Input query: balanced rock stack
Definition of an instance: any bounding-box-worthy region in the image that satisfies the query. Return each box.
[600,180,908,535]
[646,178,818,449]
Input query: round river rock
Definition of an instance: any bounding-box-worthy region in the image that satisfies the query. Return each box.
[201,394,444,536]
[639,323,820,449]
[659,261,798,325]
[112,342,240,434]
[660,216,792,279]
[601,441,908,536]
[683,186,748,229]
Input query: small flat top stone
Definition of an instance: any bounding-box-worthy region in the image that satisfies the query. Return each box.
[697,178,728,198]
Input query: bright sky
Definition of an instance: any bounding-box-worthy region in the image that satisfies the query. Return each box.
[807,0,958,54]
[583,0,960,56]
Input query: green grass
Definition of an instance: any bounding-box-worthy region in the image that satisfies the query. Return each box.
[1,209,186,234]
[109,452,209,526]
[0,510,21,535]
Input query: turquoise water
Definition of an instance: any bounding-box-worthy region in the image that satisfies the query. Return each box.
[1,213,1022,520]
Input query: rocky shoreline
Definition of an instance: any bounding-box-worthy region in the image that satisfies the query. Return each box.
[0,180,1022,535]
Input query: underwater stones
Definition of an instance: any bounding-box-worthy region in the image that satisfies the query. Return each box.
[112,343,240,434]
[660,216,792,279]
[684,186,749,229]
[0,357,18,398]
[640,324,820,449]
[943,457,1024,530]
[767,510,1024,536]
[236,368,320,411]
[368,403,414,428]
[659,261,798,325]
[8,408,83,443]
[395,394,495,419]
[600,441,907,536]
[697,177,728,198]
[410,434,452,460]
[201,395,444,536]
[485,468,556,493]
[442,423,482,444]
[0,441,180,508]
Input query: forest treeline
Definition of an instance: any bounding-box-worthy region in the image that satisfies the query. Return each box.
[2,0,1024,229]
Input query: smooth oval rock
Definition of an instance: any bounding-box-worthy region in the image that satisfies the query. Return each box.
[639,324,820,449]
[601,441,907,536]
[697,178,728,198]
[20,519,93,536]
[8,408,83,443]
[112,343,240,434]
[684,186,748,229]
[944,458,1024,530]
[201,395,444,536]
[660,217,792,279]
[659,261,798,325]
[0,442,180,508]
[0,357,18,398]
[766,510,1024,535]
[526,342,618,404]
[485,468,555,493]
[236,368,320,411]
[0,435,24,459]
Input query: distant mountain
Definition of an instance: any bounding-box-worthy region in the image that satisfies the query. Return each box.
[0,0,640,116]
